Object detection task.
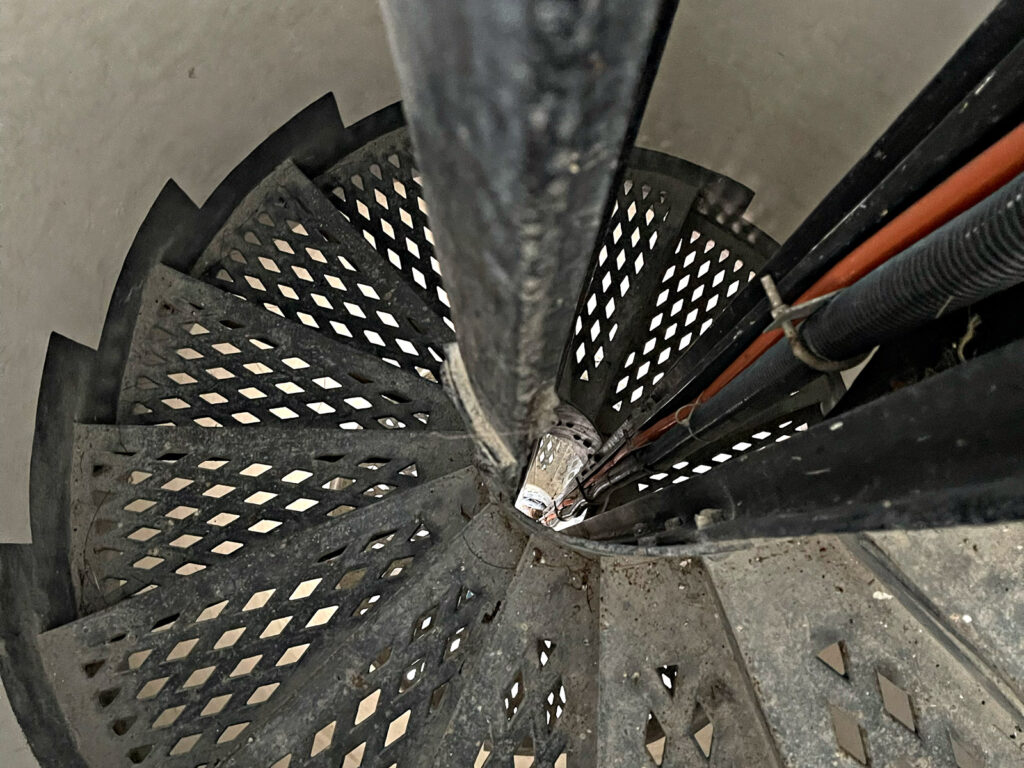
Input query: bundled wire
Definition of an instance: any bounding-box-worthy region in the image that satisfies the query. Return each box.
[583,121,1024,492]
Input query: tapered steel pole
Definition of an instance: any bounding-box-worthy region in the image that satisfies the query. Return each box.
[379,0,672,477]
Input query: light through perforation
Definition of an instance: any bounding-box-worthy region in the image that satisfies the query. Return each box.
[634,417,811,495]
[199,164,449,377]
[319,138,453,326]
[607,228,755,416]
[78,431,442,612]
[67,512,444,765]
[570,175,665,386]
[129,272,452,431]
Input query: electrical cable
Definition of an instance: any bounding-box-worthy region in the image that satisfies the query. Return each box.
[583,121,1024,490]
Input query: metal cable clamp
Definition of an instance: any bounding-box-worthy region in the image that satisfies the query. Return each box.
[759,275,869,372]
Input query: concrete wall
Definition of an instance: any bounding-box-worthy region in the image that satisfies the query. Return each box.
[0,1,995,765]
[0,0,402,544]
[640,0,996,238]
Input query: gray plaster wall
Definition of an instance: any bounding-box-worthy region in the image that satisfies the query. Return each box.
[0,0,402,546]
[641,0,996,238]
[0,1,996,765]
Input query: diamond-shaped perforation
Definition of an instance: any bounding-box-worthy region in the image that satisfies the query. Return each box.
[635,660,716,767]
[559,156,775,436]
[283,581,485,768]
[209,510,526,768]
[601,220,757,424]
[437,544,597,766]
[71,425,472,611]
[705,537,1024,767]
[599,558,779,766]
[316,129,453,327]
[121,266,459,431]
[569,175,675,393]
[42,475,478,768]
[193,161,450,378]
[645,710,667,765]
[613,406,821,509]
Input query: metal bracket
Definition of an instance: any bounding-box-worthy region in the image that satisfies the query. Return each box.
[760,275,867,373]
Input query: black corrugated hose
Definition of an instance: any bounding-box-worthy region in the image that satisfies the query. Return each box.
[661,167,1024,452]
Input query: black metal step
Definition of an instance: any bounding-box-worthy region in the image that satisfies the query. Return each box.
[316,126,455,326]
[191,160,453,379]
[436,536,599,766]
[318,127,780,441]
[119,264,462,431]
[579,401,825,543]
[68,423,476,613]
[558,150,777,437]
[217,507,528,768]
[38,467,487,768]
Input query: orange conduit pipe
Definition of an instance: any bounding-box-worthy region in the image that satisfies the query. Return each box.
[590,121,1024,482]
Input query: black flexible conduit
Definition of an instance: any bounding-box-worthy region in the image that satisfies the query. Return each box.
[650,168,1024,458]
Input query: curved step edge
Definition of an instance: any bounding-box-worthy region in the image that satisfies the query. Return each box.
[220,506,528,768]
[117,264,463,431]
[87,93,360,424]
[0,334,95,767]
[189,159,453,373]
[37,466,489,768]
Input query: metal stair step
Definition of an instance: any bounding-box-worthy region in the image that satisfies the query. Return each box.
[218,506,528,768]
[597,555,780,767]
[315,126,455,326]
[38,467,486,768]
[436,534,600,767]
[191,159,453,378]
[558,151,776,437]
[68,423,476,613]
[119,264,462,431]
[704,535,1024,767]
[865,525,1024,697]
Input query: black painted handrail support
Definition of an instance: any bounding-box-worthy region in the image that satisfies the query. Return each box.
[380,0,673,479]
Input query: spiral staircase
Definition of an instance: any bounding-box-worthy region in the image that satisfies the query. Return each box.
[3,3,1024,767]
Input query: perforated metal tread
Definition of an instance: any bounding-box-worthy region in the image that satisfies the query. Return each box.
[68,423,476,613]
[219,507,529,768]
[704,536,1024,767]
[597,556,780,766]
[316,127,454,325]
[191,160,452,379]
[39,467,487,768]
[15,85,1023,768]
[559,154,776,437]
[437,536,599,767]
[120,264,461,430]
[607,403,822,512]
[317,127,778,440]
